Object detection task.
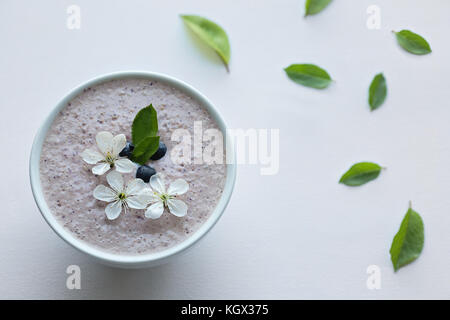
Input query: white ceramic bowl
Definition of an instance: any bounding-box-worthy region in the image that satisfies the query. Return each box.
[29,71,236,268]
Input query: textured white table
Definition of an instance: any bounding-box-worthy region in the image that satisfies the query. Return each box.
[1,0,449,299]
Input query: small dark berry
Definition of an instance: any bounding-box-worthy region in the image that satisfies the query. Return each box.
[136,165,156,183]
[150,141,167,160]
[119,141,134,158]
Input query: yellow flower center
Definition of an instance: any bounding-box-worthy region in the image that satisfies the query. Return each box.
[105,152,116,167]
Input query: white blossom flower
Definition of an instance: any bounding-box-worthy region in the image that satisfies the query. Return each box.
[93,171,152,220]
[81,131,135,175]
[145,173,189,219]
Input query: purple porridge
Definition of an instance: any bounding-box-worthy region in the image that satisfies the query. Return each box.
[39,78,226,255]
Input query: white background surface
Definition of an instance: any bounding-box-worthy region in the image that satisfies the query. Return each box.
[1,0,449,299]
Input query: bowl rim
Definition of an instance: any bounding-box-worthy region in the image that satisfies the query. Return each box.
[29,70,236,267]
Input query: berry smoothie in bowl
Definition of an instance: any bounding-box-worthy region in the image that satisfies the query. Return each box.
[29,71,236,268]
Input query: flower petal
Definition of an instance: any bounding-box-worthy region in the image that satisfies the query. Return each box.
[93,185,117,202]
[92,162,110,175]
[126,194,149,209]
[112,134,127,156]
[96,131,114,155]
[105,200,122,220]
[167,199,188,217]
[138,188,160,204]
[167,179,189,196]
[106,170,124,192]
[144,200,164,219]
[81,148,104,164]
[150,173,166,194]
[115,158,135,173]
[125,179,147,196]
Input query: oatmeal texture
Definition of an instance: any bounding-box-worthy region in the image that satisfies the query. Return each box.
[40,78,226,255]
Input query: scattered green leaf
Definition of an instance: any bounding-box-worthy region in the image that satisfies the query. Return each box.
[369,73,387,111]
[394,30,432,55]
[339,162,382,186]
[131,136,160,165]
[181,15,231,71]
[132,104,158,145]
[390,204,424,272]
[305,0,333,16]
[284,64,332,89]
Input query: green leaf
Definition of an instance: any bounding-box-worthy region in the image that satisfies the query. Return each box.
[181,15,231,71]
[132,104,158,145]
[390,205,424,272]
[368,73,387,111]
[339,162,382,186]
[305,0,333,16]
[131,136,160,165]
[394,30,432,55]
[284,64,332,89]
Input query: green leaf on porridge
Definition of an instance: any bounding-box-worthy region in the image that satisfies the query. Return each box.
[284,64,332,89]
[132,104,158,144]
[131,136,160,165]
[369,73,387,111]
[394,30,432,55]
[390,204,424,272]
[305,0,333,17]
[339,162,382,186]
[181,15,231,72]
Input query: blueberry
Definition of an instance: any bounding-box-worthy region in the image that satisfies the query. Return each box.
[136,165,156,183]
[150,141,167,160]
[119,141,134,158]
